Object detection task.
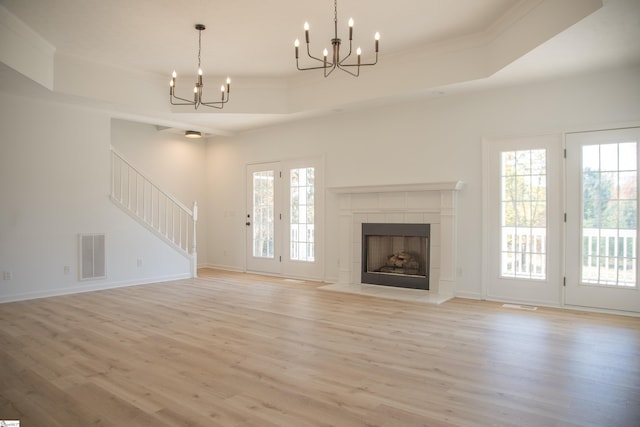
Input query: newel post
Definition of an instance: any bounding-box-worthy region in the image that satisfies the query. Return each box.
[192,201,198,278]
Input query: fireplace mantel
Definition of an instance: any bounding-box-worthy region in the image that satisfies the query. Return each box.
[330,181,464,194]
[331,181,463,303]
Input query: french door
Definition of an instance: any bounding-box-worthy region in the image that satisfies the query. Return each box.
[245,158,323,280]
[246,162,282,274]
[484,135,563,306]
[566,128,640,313]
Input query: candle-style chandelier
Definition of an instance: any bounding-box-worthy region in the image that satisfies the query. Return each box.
[294,0,380,77]
[169,24,230,109]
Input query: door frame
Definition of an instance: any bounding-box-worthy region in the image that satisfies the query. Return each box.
[564,126,640,314]
[245,156,325,281]
[482,134,564,306]
[281,156,325,281]
[245,161,283,275]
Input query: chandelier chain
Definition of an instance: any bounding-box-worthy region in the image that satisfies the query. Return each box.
[197,29,202,69]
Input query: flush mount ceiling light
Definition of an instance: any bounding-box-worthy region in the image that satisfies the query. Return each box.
[170,24,230,110]
[184,130,202,138]
[294,0,380,77]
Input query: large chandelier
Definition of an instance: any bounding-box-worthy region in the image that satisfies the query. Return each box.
[294,0,380,77]
[169,24,230,109]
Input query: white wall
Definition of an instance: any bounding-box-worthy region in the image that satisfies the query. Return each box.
[204,65,640,297]
[0,95,198,302]
[1,65,639,302]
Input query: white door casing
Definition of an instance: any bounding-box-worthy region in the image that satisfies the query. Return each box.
[483,134,563,306]
[565,127,640,314]
[246,158,324,280]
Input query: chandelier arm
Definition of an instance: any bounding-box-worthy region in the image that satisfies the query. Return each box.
[170,94,197,106]
[198,102,225,109]
[296,46,335,70]
[170,100,196,106]
[200,99,228,107]
[340,52,378,67]
[324,63,338,77]
[305,43,334,66]
[200,94,230,107]
[335,63,359,77]
[337,39,353,65]
[200,90,230,108]
[297,61,333,71]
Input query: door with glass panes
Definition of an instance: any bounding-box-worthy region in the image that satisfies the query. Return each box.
[246,162,282,274]
[246,159,323,279]
[484,135,563,306]
[565,128,640,313]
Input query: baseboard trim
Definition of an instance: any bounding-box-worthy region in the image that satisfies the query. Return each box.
[198,263,244,273]
[454,290,482,300]
[0,273,191,304]
[200,264,332,284]
[563,304,640,318]
[484,294,561,309]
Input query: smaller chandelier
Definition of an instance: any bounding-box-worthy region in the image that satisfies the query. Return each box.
[169,24,230,109]
[294,0,380,77]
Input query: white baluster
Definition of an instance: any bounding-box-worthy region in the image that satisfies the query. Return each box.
[192,201,198,277]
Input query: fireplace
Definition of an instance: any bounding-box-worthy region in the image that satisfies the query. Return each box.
[362,223,430,290]
[331,181,462,300]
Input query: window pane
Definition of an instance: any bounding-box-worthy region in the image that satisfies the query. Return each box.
[619,171,636,199]
[531,149,546,175]
[600,144,618,171]
[515,150,531,175]
[532,202,546,227]
[290,167,315,262]
[502,202,516,227]
[580,142,637,287]
[583,145,600,171]
[619,142,637,171]
[502,152,515,175]
[253,171,274,258]
[620,200,637,229]
[500,149,547,280]
[531,175,546,200]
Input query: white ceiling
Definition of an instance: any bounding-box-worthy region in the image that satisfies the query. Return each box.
[1,0,639,135]
[0,0,525,76]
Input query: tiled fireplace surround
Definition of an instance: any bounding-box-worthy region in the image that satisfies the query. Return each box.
[331,182,463,303]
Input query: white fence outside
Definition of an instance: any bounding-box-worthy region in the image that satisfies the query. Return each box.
[501,226,637,286]
[501,227,546,279]
[582,227,636,286]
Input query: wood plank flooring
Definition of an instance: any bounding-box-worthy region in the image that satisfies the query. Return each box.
[1,268,639,426]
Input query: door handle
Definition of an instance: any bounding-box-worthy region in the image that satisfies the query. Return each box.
[246,221,251,226]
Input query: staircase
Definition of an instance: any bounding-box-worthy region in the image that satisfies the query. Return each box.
[110,148,198,277]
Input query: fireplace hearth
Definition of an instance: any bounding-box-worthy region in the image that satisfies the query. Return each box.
[362,223,430,290]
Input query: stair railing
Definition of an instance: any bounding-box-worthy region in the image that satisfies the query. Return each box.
[110,148,198,277]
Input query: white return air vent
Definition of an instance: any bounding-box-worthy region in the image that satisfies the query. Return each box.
[79,233,106,280]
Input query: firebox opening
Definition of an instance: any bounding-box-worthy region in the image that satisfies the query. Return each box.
[366,236,427,277]
[362,223,430,290]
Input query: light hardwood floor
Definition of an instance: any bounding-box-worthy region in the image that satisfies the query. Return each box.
[1,269,639,426]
